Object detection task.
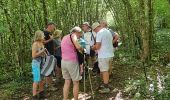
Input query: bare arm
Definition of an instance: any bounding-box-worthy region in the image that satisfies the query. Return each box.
[43,35,54,44]
[92,42,101,50]
[71,34,83,51]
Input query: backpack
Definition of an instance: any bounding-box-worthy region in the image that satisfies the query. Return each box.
[108,29,119,48]
[41,54,56,76]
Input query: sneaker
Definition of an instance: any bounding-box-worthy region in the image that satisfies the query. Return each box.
[98,87,110,93]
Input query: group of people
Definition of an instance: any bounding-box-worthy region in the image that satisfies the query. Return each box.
[31,20,119,100]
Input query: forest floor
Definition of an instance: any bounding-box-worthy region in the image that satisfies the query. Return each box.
[0,57,146,100]
[0,57,145,100]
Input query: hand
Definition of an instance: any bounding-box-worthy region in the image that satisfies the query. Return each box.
[91,45,95,50]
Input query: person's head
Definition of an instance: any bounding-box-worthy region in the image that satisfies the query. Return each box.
[46,22,57,33]
[100,20,108,28]
[33,30,45,42]
[53,30,62,39]
[70,26,83,38]
[81,22,90,32]
[92,22,101,33]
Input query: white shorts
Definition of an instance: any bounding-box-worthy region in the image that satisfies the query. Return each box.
[98,57,113,72]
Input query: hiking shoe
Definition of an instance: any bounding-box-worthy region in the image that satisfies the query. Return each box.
[39,91,47,99]
[99,87,110,93]
[98,84,104,89]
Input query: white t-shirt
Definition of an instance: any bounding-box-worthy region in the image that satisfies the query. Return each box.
[83,31,96,54]
[96,28,114,58]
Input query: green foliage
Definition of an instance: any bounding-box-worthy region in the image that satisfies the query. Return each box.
[124,77,148,99]
[154,29,170,53]
[154,0,170,28]
[0,0,170,99]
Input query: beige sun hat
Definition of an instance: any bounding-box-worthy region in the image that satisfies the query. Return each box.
[92,22,100,30]
[53,30,62,38]
[82,22,90,26]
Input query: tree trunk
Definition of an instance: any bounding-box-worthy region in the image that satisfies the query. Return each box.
[139,0,150,63]
[148,0,154,61]
[42,0,48,25]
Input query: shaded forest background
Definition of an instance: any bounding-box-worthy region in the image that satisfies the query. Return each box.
[0,0,170,99]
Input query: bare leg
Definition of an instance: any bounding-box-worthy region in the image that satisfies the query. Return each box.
[102,71,109,84]
[32,82,38,96]
[39,80,45,92]
[45,76,52,86]
[73,81,79,100]
[56,67,61,77]
[63,79,71,100]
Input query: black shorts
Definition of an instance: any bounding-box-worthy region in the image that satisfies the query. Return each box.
[55,56,61,68]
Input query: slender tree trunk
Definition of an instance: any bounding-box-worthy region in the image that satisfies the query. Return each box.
[139,0,150,63]
[42,0,48,25]
[148,0,154,61]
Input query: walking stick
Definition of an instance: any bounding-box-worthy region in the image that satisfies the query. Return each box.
[83,52,95,99]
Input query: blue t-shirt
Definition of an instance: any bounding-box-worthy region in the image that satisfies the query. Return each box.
[108,29,115,37]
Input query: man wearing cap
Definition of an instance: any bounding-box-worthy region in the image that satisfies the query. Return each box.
[81,22,96,68]
[92,22,114,93]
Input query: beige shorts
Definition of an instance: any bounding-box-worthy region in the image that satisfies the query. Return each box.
[98,57,113,72]
[61,60,82,81]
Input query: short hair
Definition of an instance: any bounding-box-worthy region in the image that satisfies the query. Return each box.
[70,26,82,33]
[100,20,107,24]
[46,22,57,28]
[100,20,108,27]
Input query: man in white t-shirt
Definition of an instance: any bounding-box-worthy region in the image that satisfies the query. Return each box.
[100,20,119,50]
[81,22,96,68]
[91,22,114,93]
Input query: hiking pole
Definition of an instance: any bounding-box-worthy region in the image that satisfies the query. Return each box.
[87,61,95,99]
[83,53,86,94]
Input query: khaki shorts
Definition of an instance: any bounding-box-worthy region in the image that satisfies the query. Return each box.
[61,60,82,81]
[98,57,113,73]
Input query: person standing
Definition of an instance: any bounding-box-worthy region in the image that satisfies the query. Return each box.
[53,30,62,82]
[100,20,119,75]
[61,26,83,100]
[43,22,56,55]
[31,30,46,99]
[92,22,114,93]
[81,22,96,68]
[43,22,56,90]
